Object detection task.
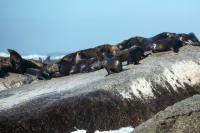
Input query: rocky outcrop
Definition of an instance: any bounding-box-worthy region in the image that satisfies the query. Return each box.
[0,56,38,90]
[133,95,200,133]
[0,45,200,132]
[0,73,37,91]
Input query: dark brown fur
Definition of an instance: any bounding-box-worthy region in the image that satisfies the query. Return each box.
[96,52,122,76]
[7,49,51,79]
[117,37,152,51]
[95,44,120,57]
[151,32,177,42]
[116,46,145,65]
[178,32,200,46]
[69,53,97,74]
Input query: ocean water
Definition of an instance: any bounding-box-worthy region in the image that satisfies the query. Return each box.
[0,52,65,60]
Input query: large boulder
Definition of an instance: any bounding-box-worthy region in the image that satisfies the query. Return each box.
[0,45,200,132]
[133,95,200,133]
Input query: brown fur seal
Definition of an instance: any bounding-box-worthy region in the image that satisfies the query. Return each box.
[151,39,183,53]
[151,32,177,42]
[117,37,152,51]
[69,52,97,74]
[7,49,51,79]
[57,61,73,76]
[97,52,122,76]
[0,56,12,74]
[8,49,42,74]
[59,52,76,64]
[95,44,120,57]
[77,48,99,59]
[59,48,98,65]
[127,46,146,65]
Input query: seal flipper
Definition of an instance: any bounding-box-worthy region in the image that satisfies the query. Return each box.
[43,56,51,64]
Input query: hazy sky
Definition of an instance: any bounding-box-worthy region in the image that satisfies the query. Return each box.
[0,0,199,54]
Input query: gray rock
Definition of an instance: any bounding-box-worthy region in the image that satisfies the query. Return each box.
[0,73,37,91]
[0,45,200,132]
[133,95,200,133]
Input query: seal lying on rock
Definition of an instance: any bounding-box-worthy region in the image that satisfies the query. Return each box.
[60,52,76,64]
[151,32,177,42]
[117,37,152,51]
[178,32,200,46]
[8,49,41,74]
[58,48,99,75]
[151,39,183,53]
[95,44,120,57]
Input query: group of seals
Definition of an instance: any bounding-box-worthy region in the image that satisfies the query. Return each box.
[0,32,199,78]
[117,32,199,53]
[0,49,52,79]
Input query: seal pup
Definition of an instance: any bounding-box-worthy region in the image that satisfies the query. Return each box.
[151,39,183,53]
[69,52,97,74]
[97,52,122,76]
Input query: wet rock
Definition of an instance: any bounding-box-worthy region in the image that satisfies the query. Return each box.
[133,95,200,133]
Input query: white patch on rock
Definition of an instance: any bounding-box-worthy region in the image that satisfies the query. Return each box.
[72,127,134,133]
[170,61,200,86]
[124,61,200,99]
[130,78,154,98]
[71,129,86,133]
